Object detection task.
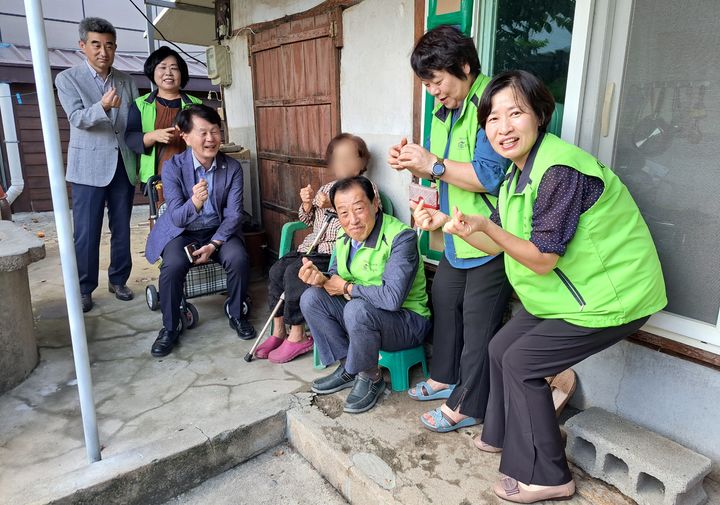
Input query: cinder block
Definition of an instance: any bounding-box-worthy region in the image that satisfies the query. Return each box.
[565,407,711,505]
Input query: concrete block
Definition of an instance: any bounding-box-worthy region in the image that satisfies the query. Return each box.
[565,407,711,505]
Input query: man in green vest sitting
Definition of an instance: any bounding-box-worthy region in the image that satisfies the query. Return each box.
[299,176,432,414]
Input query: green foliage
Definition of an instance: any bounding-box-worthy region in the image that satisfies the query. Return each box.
[494,0,575,103]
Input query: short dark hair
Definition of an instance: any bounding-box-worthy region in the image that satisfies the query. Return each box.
[329,176,376,208]
[144,46,190,88]
[79,17,116,42]
[325,133,371,174]
[477,70,555,132]
[411,25,480,81]
[176,104,222,133]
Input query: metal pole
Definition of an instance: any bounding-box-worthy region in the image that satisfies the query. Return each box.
[146,4,156,91]
[24,0,101,463]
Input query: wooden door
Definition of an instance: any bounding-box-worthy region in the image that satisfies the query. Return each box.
[249,8,343,254]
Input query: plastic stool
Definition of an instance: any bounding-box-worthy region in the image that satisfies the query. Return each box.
[378,346,428,392]
[313,344,326,370]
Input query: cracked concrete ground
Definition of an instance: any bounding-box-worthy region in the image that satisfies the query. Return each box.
[2,208,718,505]
[1,208,328,503]
[162,444,347,505]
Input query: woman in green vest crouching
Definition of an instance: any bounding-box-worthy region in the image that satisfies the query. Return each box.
[125,46,202,194]
[388,25,513,434]
[444,70,667,503]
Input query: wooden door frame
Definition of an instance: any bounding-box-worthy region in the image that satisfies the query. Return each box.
[247,1,354,251]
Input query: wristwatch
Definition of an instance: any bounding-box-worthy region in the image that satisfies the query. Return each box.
[431,157,446,181]
[343,281,352,301]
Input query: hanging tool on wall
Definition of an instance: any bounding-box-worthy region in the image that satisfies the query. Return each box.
[687,84,706,145]
[632,83,672,156]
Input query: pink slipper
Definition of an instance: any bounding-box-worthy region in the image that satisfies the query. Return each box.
[268,336,314,364]
[254,335,284,359]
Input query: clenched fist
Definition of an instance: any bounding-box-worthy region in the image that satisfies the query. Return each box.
[191,178,209,211]
[101,88,121,111]
[300,184,315,212]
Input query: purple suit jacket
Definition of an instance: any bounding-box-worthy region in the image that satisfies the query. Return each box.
[145,149,244,263]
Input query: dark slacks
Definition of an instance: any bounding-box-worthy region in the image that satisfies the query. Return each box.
[481,308,649,486]
[430,254,512,418]
[300,288,432,375]
[268,251,331,325]
[71,157,135,295]
[159,228,249,331]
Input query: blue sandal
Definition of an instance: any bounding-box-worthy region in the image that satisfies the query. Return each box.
[408,381,455,401]
[420,407,479,433]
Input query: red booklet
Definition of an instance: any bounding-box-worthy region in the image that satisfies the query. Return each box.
[409,182,439,210]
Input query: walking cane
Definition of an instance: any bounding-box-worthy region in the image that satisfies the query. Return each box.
[244,210,338,362]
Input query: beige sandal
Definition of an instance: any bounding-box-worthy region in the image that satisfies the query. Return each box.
[550,369,577,417]
[474,436,502,453]
[493,477,575,503]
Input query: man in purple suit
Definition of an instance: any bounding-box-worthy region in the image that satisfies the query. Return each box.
[145,105,255,357]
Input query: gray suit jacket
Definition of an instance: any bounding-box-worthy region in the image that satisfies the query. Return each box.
[55,63,139,187]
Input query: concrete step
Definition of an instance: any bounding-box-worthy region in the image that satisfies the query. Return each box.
[565,407,712,505]
[286,392,638,505]
[9,406,288,505]
[162,443,347,505]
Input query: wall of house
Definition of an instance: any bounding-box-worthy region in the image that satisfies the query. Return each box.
[222,0,416,225]
[338,0,415,223]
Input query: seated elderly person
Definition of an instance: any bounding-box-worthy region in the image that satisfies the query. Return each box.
[144,104,256,357]
[299,176,432,413]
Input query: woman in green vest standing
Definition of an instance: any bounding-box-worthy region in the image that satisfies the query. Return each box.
[388,25,512,433]
[125,46,202,193]
[444,70,667,503]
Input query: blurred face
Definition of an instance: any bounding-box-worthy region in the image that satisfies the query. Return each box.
[421,65,472,110]
[154,55,182,93]
[329,140,365,179]
[180,116,222,165]
[79,32,116,75]
[484,86,540,169]
[334,185,379,242]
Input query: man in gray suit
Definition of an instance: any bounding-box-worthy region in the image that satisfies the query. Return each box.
[56,17,139,312]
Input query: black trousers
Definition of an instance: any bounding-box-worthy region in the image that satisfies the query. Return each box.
[430,254,512,418]
[159,229,249,331]
[267,251,331,326]
[71,157,135,295]
[481,308,649,486]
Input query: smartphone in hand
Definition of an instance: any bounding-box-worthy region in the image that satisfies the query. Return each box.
[184,243,200,264]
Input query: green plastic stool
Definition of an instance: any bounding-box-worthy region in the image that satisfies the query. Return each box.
[378,346,428,392]
[313,344,326,369]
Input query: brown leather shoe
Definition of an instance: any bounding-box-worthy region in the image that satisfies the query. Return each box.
[474,436,502,453]
[81,293,93,313]
[109,284,134,301]
[493,476,575,503]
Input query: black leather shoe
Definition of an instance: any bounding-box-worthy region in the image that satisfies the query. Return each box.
[151,328,179,357]
[311,364,356,394]
[81,293,93,313]
[229,316,256,340]
[109,284,134,301]
[344,376,385,413]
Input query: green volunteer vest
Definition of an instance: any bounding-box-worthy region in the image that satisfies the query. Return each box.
[429,73,496,259]
[336,213,431,319]
[498,133,667,327]
[135,91,202,183]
